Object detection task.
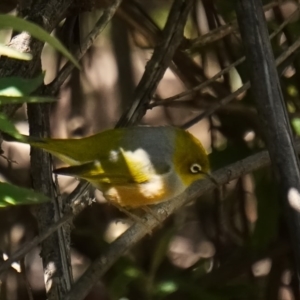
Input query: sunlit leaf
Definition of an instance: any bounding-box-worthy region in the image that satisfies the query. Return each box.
[0,95,55,104]
[0,44,32,60]
[0,113,24,140]
[287,85,298,98]
[150,228,174,278]
[0,73,44,97]
[251,169,279,250]
[0,14,80,69]
[156,280,178,295]
[0,182,49,207]
[292,118,300,136]
[107,258,145,299]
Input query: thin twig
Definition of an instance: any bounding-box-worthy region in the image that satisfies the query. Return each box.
[20,258,34,300]
[187,1,286,54]
[54,174,74,288]
[0,213,72,275]
[149,56,247,108]
[181,83,250,129]
[0,182,90,276]
[151,4,300,109]
[181,32,300,129]
[117,0,194,126]
[45,0,123,95]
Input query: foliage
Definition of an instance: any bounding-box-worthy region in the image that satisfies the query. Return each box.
[0,1,299,300]
[0,181,49,206]
[0,14,80,68]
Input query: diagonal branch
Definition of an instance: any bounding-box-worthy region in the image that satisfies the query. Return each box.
[181,32,300,129]
[187,1,283,54]
[0,182,90,275]
[117,0,194,126]
[45,0,123,96]
[150,4,300,109]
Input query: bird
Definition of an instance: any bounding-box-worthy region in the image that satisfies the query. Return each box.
[6,126,210,208]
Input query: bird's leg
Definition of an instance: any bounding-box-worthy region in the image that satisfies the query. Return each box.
[110,202,153,235]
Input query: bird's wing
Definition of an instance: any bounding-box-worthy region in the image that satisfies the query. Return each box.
[53,161,131,184]
[118,147,171,183]
[54,148,171,185]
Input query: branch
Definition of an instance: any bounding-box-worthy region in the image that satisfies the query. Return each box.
[187,1,282,54]
[235,0,300,281]
[181,31,300,129]
[150,5,300,109]
[27,102,73,299]
[0,182,90,276]
[117,0,194,126]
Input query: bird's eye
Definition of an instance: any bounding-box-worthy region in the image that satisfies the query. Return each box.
[190,163,202,174]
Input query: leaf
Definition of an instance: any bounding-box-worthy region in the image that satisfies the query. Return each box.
[0,113,24,140]
[0,95,55,104]
[292,118,300,136]
[251,169,279,250]
[150,228,174,278]
[0,44,32,60]
[0,14,80,69]
[0,73,44,96]
[0,182,49,207]
[107,258,145,299]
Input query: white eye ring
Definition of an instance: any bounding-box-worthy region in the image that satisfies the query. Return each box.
[190,163,202,174]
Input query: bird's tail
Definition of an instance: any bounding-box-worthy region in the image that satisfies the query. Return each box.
[2,132,46,146]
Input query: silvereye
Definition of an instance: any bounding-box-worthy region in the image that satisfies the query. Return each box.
[8,126,210,207]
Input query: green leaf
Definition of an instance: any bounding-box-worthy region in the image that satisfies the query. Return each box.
[0,95,55,104]
[0,73,44,96]
[0,113,24,140]
[150,228,174,278]
[0,182,49,207]
[0,14,80,69]
[107,259,146,299]
[292,118,300,136]
[251,169,279,250]
[155,280,178,297]
[0,43,32,60]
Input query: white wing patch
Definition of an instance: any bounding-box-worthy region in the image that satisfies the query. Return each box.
[139,175,164,199]
[104,148,166,204]
[109,150,119,163]
[120,147,156,176]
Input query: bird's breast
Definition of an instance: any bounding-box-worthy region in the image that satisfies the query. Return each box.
[99,172,186,208]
